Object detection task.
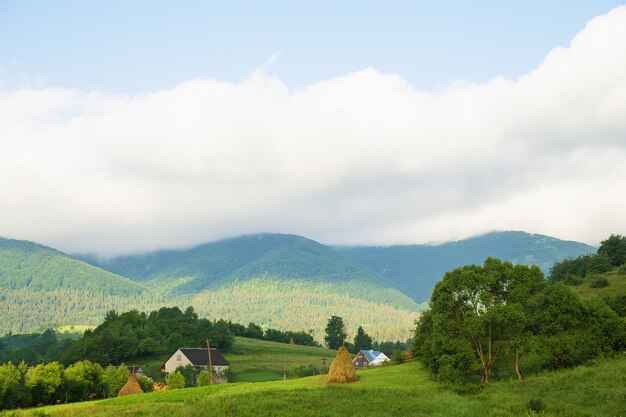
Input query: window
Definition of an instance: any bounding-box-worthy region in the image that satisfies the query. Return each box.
[176,355,181,361]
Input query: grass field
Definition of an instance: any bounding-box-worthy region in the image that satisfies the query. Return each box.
[4,355,625,417]
[226,337,336,382]
[135,337,336,383]
[568,269,626,300]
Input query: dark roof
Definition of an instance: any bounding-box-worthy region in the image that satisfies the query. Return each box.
[179,348,229,366]
[127,366,145,374]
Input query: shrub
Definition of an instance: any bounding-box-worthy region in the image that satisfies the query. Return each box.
[564,274,584,286]
[527,398,546,414]
[391,350,404,364]
[166,371,185,389]
[291,364,321,378]
[197,370,212,387]
[175,365,197,388]
[136,375,153,393]
[589,277,609,288]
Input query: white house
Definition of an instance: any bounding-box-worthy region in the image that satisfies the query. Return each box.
[162,348,230,382]
[352,350,390,369]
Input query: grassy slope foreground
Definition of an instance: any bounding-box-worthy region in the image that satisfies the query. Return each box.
[7,357,625,417]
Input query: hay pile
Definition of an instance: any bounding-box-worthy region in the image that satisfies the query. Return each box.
[118,373,144,396]
[327,346,356,384]
[152,382,167,392]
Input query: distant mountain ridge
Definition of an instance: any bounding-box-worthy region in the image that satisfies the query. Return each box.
[80,233,418,310]
[338,231,595,302]
[0,231,595,339]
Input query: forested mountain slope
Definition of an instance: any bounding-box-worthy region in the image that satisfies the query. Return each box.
[81,233,418,310]
[0,237,160,334]
[1,235,420,340]
[338,231,595,302]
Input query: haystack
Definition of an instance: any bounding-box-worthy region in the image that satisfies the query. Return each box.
[118,373,144,396]
[327,346,356,384]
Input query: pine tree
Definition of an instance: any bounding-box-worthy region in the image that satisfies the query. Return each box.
[353,326,373,351]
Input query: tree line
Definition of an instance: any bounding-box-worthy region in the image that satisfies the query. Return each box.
[1,306,322,368]
[0,360,153,410]
[411,256,625,385]
[549,234,626,284]
[323,315,410,353]
[227,321,318,346]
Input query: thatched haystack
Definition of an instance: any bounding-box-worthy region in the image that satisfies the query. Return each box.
[327,346,356,384]
[118,373,144,396]
[152,382,167,392]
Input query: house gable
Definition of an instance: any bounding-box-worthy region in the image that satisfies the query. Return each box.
[163,348,229,374]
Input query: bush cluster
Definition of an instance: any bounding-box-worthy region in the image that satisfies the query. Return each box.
[0,361,134,410]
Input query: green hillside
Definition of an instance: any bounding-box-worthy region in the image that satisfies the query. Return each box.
[79,234,421,340]
[0,235,418,341]
[339,231,595,302]
[82,234,409,301]
[566,267,626,302]
[6,357,625,417]
[226,337,335,382]
[0,237,161,334]
[185,279,418,341]
[138,337,336,383]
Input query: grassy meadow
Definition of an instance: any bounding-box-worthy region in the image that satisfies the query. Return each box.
[4,356,624,417]
[568,268,626,300]
[136,337,336,383]
[226,337,335,382]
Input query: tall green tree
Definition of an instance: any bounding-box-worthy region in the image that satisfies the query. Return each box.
[0,361,30,410]
[324,316,347,350]
[26,362,64,405]
[528,283,585,369]
[102,365,129,398]
[63,360,104,403]
[353,326,373,351]
[418,258,546,384]
[598,234,626,266]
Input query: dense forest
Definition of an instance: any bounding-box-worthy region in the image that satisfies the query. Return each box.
[0,235,419,340]
[1,232,594,340]
[0,306,326,368]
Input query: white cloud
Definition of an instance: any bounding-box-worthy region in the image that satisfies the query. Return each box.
[1,6,626,256]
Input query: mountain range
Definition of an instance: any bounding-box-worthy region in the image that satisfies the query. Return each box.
[0,231,595,340]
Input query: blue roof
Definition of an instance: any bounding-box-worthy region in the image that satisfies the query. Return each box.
[359,350,383,362]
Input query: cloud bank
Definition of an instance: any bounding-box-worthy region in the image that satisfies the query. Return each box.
[1,7,626,256]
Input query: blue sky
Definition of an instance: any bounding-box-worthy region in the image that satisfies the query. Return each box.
[1,2,626,255]
[1,1,623,93]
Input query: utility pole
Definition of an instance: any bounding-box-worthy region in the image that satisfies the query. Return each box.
[206,338,215,385]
